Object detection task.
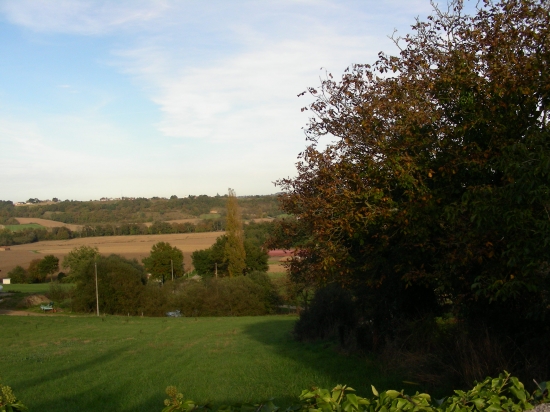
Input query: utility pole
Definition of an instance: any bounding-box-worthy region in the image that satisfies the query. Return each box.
[94,261,99,317]
[215,263,218,279]
[171,259,174,281]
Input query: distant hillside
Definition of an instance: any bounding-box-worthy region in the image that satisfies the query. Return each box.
[0,196,282,225]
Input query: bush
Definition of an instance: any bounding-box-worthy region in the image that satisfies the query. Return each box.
[293,284,358,348]
[247,271,282,313]
[172,276,279,317]
[7,266,29,284]
[47,282,72,304]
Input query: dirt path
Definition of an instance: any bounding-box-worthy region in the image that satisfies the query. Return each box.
[0,309,49,316]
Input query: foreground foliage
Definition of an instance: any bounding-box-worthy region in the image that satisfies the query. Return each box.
[163,372,544,412]
[0,381,26,412]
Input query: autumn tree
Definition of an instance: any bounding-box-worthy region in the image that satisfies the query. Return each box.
[225,188,246,277]
[142,242,184,284]
[275,0,550,344]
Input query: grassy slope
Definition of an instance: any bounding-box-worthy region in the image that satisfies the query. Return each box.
[0,315,399,412]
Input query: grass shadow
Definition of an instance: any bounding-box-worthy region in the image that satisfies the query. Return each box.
[241,317,404,400]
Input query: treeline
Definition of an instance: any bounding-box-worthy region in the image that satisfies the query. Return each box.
[69,256,281,317]
[0,226,75,246]
[35,221,279,316]
[0,220,274,247]
[0,195,282,225]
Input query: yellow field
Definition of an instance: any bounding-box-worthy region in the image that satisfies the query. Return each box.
[0,232,222,276]
[14,217,83,232]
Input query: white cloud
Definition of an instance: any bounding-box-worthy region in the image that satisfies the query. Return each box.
[0,0,168,35]
[116,24,386,147]
[0,0,466,200]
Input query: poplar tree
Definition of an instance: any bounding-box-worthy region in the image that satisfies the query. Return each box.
[225,188,246,277]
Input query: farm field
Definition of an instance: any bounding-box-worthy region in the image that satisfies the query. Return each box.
[14,217,83,232]
[0,315,400,412]
[0,232,221,276]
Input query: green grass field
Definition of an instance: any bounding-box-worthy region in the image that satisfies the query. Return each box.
[3,223,44,232]
[1,284,74,293]
[0,315,401,412]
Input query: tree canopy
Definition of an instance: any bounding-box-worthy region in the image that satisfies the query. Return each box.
[142,242,184,284]
[62,246,100,281]
[274,0,550,331]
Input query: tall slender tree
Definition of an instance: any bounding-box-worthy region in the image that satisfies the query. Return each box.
[225,188,246,277]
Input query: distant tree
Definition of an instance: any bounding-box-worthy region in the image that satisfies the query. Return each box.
[142,242,184,284]
[4,217,19,225]
[8,265,29,284]
[62,246,100,281]
[244,239,268,273]
[192,236,227,277]
[27,259,43,283]
[72,254,147,315]
[191,235,268,277]
[38,255,59,281]
[52,226,71,240]
[225,189,246,277]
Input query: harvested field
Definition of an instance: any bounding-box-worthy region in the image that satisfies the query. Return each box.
[0,232,222,276]
[143,218,201,227]
[15,217,83,232]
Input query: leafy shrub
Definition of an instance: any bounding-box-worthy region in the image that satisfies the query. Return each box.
[148,274,281,317]
[162,371,543,412]
[7,266,29,284]
[47,282,72,304]
[174,277,270,316]
[247,271,281,313]
[0,380,26,411]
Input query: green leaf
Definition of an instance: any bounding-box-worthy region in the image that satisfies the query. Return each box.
[371,386,379,397]
[346,394,359,409]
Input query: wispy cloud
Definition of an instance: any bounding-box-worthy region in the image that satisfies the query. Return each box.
[0,0,461,200]
[0,0,169,35]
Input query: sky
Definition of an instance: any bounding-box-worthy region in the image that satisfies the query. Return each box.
[0,0,478,202]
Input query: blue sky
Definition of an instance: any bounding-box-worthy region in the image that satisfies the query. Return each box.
[0,0,478,202]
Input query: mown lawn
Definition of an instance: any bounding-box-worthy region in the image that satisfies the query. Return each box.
[0,315,400,412]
